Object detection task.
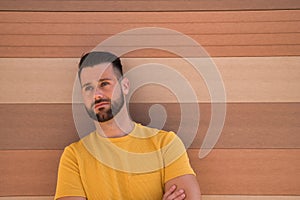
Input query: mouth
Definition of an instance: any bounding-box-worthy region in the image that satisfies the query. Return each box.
[94,102,110,110]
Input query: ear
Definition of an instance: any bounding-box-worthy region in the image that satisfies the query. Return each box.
[121,77,130,95]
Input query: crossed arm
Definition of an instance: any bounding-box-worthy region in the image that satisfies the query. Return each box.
[57,174,201,200]
[163,174,201,200]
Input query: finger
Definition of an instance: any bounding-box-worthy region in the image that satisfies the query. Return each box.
[166,189,185,200]
[173,193,185,200]
[163,185,177,200]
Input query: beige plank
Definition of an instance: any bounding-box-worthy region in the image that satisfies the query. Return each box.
[0,57,299,103]
[0,149,299,195]
[0,58,78,103]
[1,196,300,200]
[0,0,299,11]
[1,103,299,150]
[0,10,299,23]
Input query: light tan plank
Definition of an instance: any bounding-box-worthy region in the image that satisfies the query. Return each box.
[0,57,299,103]
[1,196,300,200]
[0,10,299,23]
[0,149,299,195]
[0,0,299,11]
[1,103,299,150]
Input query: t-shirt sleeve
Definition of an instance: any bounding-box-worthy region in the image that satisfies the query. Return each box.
[54,145,86,199]
[162,132,196,183]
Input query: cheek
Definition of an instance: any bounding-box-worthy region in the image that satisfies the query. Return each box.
[82,95,93,106]
[111,85,122,99]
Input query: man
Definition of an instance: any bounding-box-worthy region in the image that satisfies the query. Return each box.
[55,52,201,200]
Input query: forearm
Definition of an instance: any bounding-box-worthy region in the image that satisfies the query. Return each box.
[165,174,201,200]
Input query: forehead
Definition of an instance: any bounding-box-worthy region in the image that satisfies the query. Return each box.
[80,63,116,84]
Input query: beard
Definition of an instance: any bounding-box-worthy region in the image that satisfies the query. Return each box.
[85,93,125,123]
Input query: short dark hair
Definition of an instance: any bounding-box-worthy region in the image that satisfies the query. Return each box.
[78,51,123,81]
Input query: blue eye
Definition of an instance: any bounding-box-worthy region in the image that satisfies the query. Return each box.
[84,86,94,91]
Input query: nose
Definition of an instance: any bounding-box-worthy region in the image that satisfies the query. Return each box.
[94,87,104,100]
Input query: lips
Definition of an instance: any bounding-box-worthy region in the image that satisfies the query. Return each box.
[94,102,109,109]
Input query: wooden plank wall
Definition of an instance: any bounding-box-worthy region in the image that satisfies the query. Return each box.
[0,0,300,199]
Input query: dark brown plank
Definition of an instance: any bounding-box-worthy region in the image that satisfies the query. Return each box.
[1,103,299,150]
[0,149,299,195]
[0,104,79,150]
[0,0,299,12]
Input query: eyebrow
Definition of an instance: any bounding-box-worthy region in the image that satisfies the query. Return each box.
[82,78,112,88]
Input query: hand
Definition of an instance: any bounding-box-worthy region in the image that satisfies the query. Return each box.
[162,185,186,200]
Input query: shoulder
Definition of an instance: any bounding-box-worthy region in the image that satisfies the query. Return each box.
[134,123,176,139]
[133,123,182,148]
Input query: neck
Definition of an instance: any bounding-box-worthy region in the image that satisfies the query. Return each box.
[94,105,134,138]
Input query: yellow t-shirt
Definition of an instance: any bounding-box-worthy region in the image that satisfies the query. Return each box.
[55,123,195,200]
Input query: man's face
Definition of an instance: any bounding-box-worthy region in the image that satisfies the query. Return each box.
[80,63,128,122]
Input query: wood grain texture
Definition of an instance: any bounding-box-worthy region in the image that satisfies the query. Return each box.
[0,0,299,11]
[1,10,299,23]
[1,103,299,150]
[0,10,299,57]
[0,57,299,103]
[202,196,300,200]
[190,149,300,195]
[0,149,299,195]
[1,196,300,200]
[2,45,300,57]
[0,150,62,196]
[2,33,299,46]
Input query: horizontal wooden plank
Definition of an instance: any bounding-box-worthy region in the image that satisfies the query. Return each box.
[1,33,299,46]
[0,10,299,57]
[1,196,300,200]
[0,0,299,11]
[1,45,300,57]
[202,196,300,200]
[0,197,53,200]
[1,10,299,23]
[1,149,299,195]
[190,149,300,195]
[0,197,54,200]
[0,57,299,103]
[1,22,299,35]
[0,150,62,196]
[1,103,299,150]
[0,104,79,150]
